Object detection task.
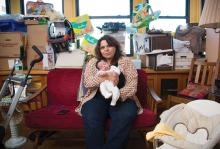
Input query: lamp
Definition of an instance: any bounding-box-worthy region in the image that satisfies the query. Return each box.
[199,0,220,29]
[199,0,220,62]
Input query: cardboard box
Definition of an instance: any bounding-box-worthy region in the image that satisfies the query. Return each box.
[0,58,17,70]
[27,24,48,46]
[146,49,175,70]
[0,32,25,57]
[27,45,54,70]
[133,33,173,54]
[175,51,194,69]
[175,51,194,59]
[27,45,45,70]
[139,54,149,68]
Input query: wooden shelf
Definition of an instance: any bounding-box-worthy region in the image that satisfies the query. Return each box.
[0,70,49,92]
[143,68,189,111]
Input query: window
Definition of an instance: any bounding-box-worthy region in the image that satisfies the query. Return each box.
[77,0,132,55]
[77,0,189,55]
[148,0,189,32]
[0,0,6,14]
[23,0,63,14]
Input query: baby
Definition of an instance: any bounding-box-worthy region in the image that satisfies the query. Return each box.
[97,60,120,106]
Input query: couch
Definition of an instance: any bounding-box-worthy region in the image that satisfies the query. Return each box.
[23,68,162,148]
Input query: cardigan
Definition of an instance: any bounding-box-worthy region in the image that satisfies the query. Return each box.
[75,56,143,115]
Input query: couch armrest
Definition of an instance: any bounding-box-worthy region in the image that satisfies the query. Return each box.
[147,86,162,115]
[21,84,48,112]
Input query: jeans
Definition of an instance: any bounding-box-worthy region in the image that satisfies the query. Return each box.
[81,94,138,149]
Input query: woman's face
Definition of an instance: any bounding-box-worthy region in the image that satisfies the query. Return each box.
[100,40,116,61]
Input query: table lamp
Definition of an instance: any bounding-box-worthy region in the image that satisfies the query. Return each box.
[199,0,220,62]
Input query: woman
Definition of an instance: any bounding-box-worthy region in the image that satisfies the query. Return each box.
[76,35,142,149]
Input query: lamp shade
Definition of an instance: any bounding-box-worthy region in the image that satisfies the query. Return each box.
[199,0,220,28]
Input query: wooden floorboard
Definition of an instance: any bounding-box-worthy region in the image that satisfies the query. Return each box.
[3,122,220,149]
[3,123,147,149]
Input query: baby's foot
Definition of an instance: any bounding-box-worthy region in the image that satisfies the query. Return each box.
[110,87,120,106]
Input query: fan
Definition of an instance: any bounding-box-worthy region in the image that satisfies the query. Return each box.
[0,45,43,148]
[1,88,28,148]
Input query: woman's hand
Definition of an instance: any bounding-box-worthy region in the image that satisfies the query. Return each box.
[107,74,119,86]
[100,73,119,86]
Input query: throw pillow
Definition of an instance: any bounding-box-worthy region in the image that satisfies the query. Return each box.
[178,83,209,99]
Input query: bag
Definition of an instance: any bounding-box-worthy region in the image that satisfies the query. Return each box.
[0,19,26,32]
[69,14,94,38]
[175,26,205,56]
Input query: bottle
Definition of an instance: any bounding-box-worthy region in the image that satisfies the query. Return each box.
[14,58,23,76]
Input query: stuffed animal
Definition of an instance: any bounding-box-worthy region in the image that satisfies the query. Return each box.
[97,60,120,106]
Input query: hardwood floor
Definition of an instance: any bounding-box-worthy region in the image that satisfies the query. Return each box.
[3,123,220,149]
[3,125,147,149]
[19,132,146,149]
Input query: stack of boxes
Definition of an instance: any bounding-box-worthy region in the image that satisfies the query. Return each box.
[26,22,55,70]
[26,24,48,70]
[175,51,194,69]
[0,32,25,70]
[0,23,55,71]
[173,39,194,69]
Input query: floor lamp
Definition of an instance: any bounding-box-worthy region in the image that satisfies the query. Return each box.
[199,0,220,62]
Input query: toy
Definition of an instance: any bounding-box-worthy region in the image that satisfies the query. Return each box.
[132,3,161,31]
[97,60,120,106]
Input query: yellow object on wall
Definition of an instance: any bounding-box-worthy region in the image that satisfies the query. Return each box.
[10,0,20,14]
[64,0,76,18]
[190,0,202,23]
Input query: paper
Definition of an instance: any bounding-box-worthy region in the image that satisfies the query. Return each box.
[157,54,173,66]
[55,50,85,68]
[8,59,15,69]
[133,33,150,54]
[146,49,173,55]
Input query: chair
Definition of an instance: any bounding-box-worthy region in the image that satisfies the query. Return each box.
[167,58,220,108]
[21,68,162,148]
[148,100,220,149]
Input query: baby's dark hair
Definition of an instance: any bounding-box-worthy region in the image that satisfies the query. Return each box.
[96,60,108,70]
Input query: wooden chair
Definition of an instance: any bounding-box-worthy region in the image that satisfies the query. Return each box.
[167,58,220,108]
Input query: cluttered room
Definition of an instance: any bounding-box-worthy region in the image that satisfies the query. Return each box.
[0,0,220,149]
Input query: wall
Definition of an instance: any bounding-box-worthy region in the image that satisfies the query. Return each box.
[190,0,202,23]
[10,0,20,14]
[206,29,220,62]
[64,0,76,19]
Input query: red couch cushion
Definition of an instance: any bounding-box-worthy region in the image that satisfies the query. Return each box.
[47,69,82,106]
[25,105,156,129]
[137,70,148,107]
[134,108,156,128]
[25,105,84,129]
